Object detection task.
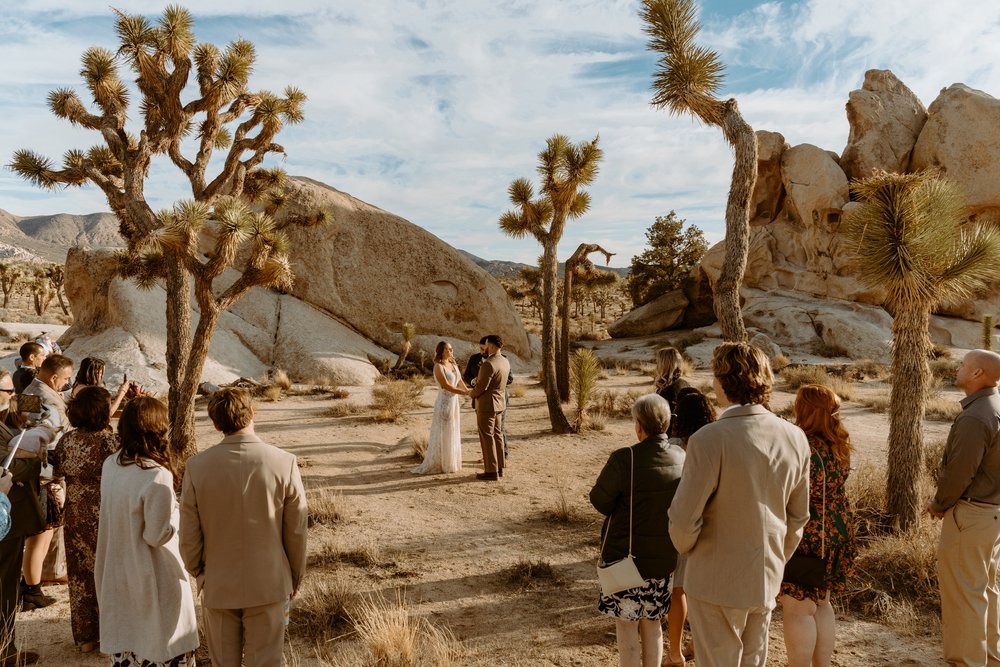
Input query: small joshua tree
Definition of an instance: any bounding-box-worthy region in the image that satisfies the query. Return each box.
[9,7,326,460]
[393,322,417,371]
[0,263,25,310]
[45,264,69,316]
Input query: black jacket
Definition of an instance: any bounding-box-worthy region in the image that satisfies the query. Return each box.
[590,433,685,580]
[2,457,43,540]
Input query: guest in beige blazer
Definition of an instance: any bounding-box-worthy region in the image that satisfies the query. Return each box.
[668,342,810,667]
[180,388,308,667]
[467,334,511,481]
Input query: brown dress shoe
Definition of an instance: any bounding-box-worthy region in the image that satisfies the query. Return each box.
[475,472,499,481]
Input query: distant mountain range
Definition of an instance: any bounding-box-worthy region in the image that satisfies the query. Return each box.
[457,249,630,280]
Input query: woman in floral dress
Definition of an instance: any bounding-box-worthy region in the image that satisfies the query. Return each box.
[52,386,120,653]
[780,384,858,667]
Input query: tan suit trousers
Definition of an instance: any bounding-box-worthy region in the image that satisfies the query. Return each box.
[938,499,1000,667]
[204,599,286,667]
[687,598,772,667]
[476,408,505,473]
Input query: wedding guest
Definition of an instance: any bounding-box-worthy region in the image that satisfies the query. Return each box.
[20,354,73,605]
[0,371,43,665]
[664,387,716,666]
[71,357,129,416]
[52,386,120,654]
[780,384,857,667]
[12,342,45,394]
[668,342,810,667]
[95,396,198,665]
[654,347,690,414]
[180,387,308,666]
[590,394,685,667]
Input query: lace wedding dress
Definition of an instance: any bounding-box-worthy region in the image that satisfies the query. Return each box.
[411,363,462,474]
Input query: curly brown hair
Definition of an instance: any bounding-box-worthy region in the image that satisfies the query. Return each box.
[712,342,773,407]
[116,396,175,480]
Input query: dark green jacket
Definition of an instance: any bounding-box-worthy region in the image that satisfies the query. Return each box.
[590,433,686,580]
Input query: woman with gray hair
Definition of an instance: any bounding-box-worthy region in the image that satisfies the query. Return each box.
[590,394,686,667]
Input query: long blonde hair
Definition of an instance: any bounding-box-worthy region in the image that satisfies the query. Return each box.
[793,384,852,466]
[655,347,683,385]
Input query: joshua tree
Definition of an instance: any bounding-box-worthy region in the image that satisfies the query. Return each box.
[393,322,416,370]
[640,0,756,341]
[27,267,55,316]
[558,243,614,400]
[500,134,602,433]
[0,263,25,309]
[9,7,325,460]
[845,170,1000,531]
[45,263,69,315]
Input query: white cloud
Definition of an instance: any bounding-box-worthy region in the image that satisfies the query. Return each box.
[1,1,999,267]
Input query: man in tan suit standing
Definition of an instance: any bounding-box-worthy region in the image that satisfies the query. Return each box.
[927,349,1000,667]
[668,342,810,667]
[180,388,308,667]
[468,334,510,481]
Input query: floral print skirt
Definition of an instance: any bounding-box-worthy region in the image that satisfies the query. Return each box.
[110,651,195,667]
[598,576,672,620]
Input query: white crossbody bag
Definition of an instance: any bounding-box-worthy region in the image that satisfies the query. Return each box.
[597,447,645,596]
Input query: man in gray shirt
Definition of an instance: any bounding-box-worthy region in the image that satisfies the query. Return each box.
[927,349,1000,667]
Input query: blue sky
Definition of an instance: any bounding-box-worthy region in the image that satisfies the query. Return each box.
[2,1,1000,267]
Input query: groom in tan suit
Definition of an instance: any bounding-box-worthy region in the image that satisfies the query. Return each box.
[468,334,510,481]
[180,388,308,667]
[668,342,810,667]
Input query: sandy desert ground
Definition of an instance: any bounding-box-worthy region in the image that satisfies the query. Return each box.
[10,353,957,666]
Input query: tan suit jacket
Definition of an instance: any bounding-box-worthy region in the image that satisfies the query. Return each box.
[179,432,308,609]
[668,403,810,609]
[468,352,510,415]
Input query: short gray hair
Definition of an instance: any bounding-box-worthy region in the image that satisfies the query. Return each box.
[631,393,671,436]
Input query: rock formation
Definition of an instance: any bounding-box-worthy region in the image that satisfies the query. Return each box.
[611,69,1000,360]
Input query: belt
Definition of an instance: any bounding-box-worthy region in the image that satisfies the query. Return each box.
[960,497,1000,507]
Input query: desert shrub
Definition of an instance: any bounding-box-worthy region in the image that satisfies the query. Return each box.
[351,591,458,667]
[930,344,951,359]
[859,390,890,413]
[846,462,889,537]
[367,353,392,375]
[308,488,347,527]
[270,368,292,391]
[261,384,283,402]
[924,438,947,478]
[508,384,527,399]
[329,387,350,399]
[569,348,601,431]
[399,433,428,459]
[811,340,850,358]
[924,394,962,422]
[311,539,384,569]
[771,354,791,372]
[505,560,565,588]
[588,412,607,431]
[290,574,357,641]
[591,388,643,420]
[327,402,366,418]
[849,359,889,381]
[930,358,959,383]
[371,378,425,422]
[781,366,856,401]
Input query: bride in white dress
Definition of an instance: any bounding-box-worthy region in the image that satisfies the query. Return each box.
[412,341,469,474]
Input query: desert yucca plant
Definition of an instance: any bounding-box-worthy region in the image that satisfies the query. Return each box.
[569,348,601,431]
[640,0,755,342]
[844,170,1000,530]
[983,314,995,350]
[350,591,458,666]
[393,323,417,370]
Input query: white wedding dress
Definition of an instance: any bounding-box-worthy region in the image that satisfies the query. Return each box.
[411,363,463,474]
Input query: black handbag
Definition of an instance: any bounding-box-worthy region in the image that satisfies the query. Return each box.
[783,452,828,589]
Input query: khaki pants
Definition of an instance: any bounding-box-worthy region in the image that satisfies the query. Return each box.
[476,408,505,473]
[204,599,286,667]
[687,598,772,667]
[938,499,1000,667]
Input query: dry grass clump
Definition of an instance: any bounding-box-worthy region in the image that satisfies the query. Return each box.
[780,366,856,401]
[930,358,959,383]
[270,368,293,391]
[811,340,850,358]
[591,388,643,420]
[350,591,459,667]
[924,438,947,478]
[290,574,357,641]
[371,378,425,422]
[327,402,366,418]
[262,384,284,402]
[398,433,428,459]
[924,394,962,422]
[308,488,347,527]
[859,390,891,413]
[505,559,565,588]
[770,354,791,371]
[849,359,889,381]
[846,462,890,537]
[311,539,384,569]
[508,384,527,399]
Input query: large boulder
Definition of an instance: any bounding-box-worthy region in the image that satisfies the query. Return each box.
[780,144,850,227]
[608,289,689,338]
[841,69,927,181]
[274,177,530,358]
[60,248,395,392]
[911,84,1000,216]
[752,131,789,223]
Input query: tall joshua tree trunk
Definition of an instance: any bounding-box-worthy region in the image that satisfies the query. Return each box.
[542,242,572,432]
[886,305,931,530]
[558,243,614,401]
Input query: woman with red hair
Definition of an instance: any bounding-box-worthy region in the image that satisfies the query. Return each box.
[780,384,858,667]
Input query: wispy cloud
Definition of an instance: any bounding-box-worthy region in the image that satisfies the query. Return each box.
[0,1,999,266]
